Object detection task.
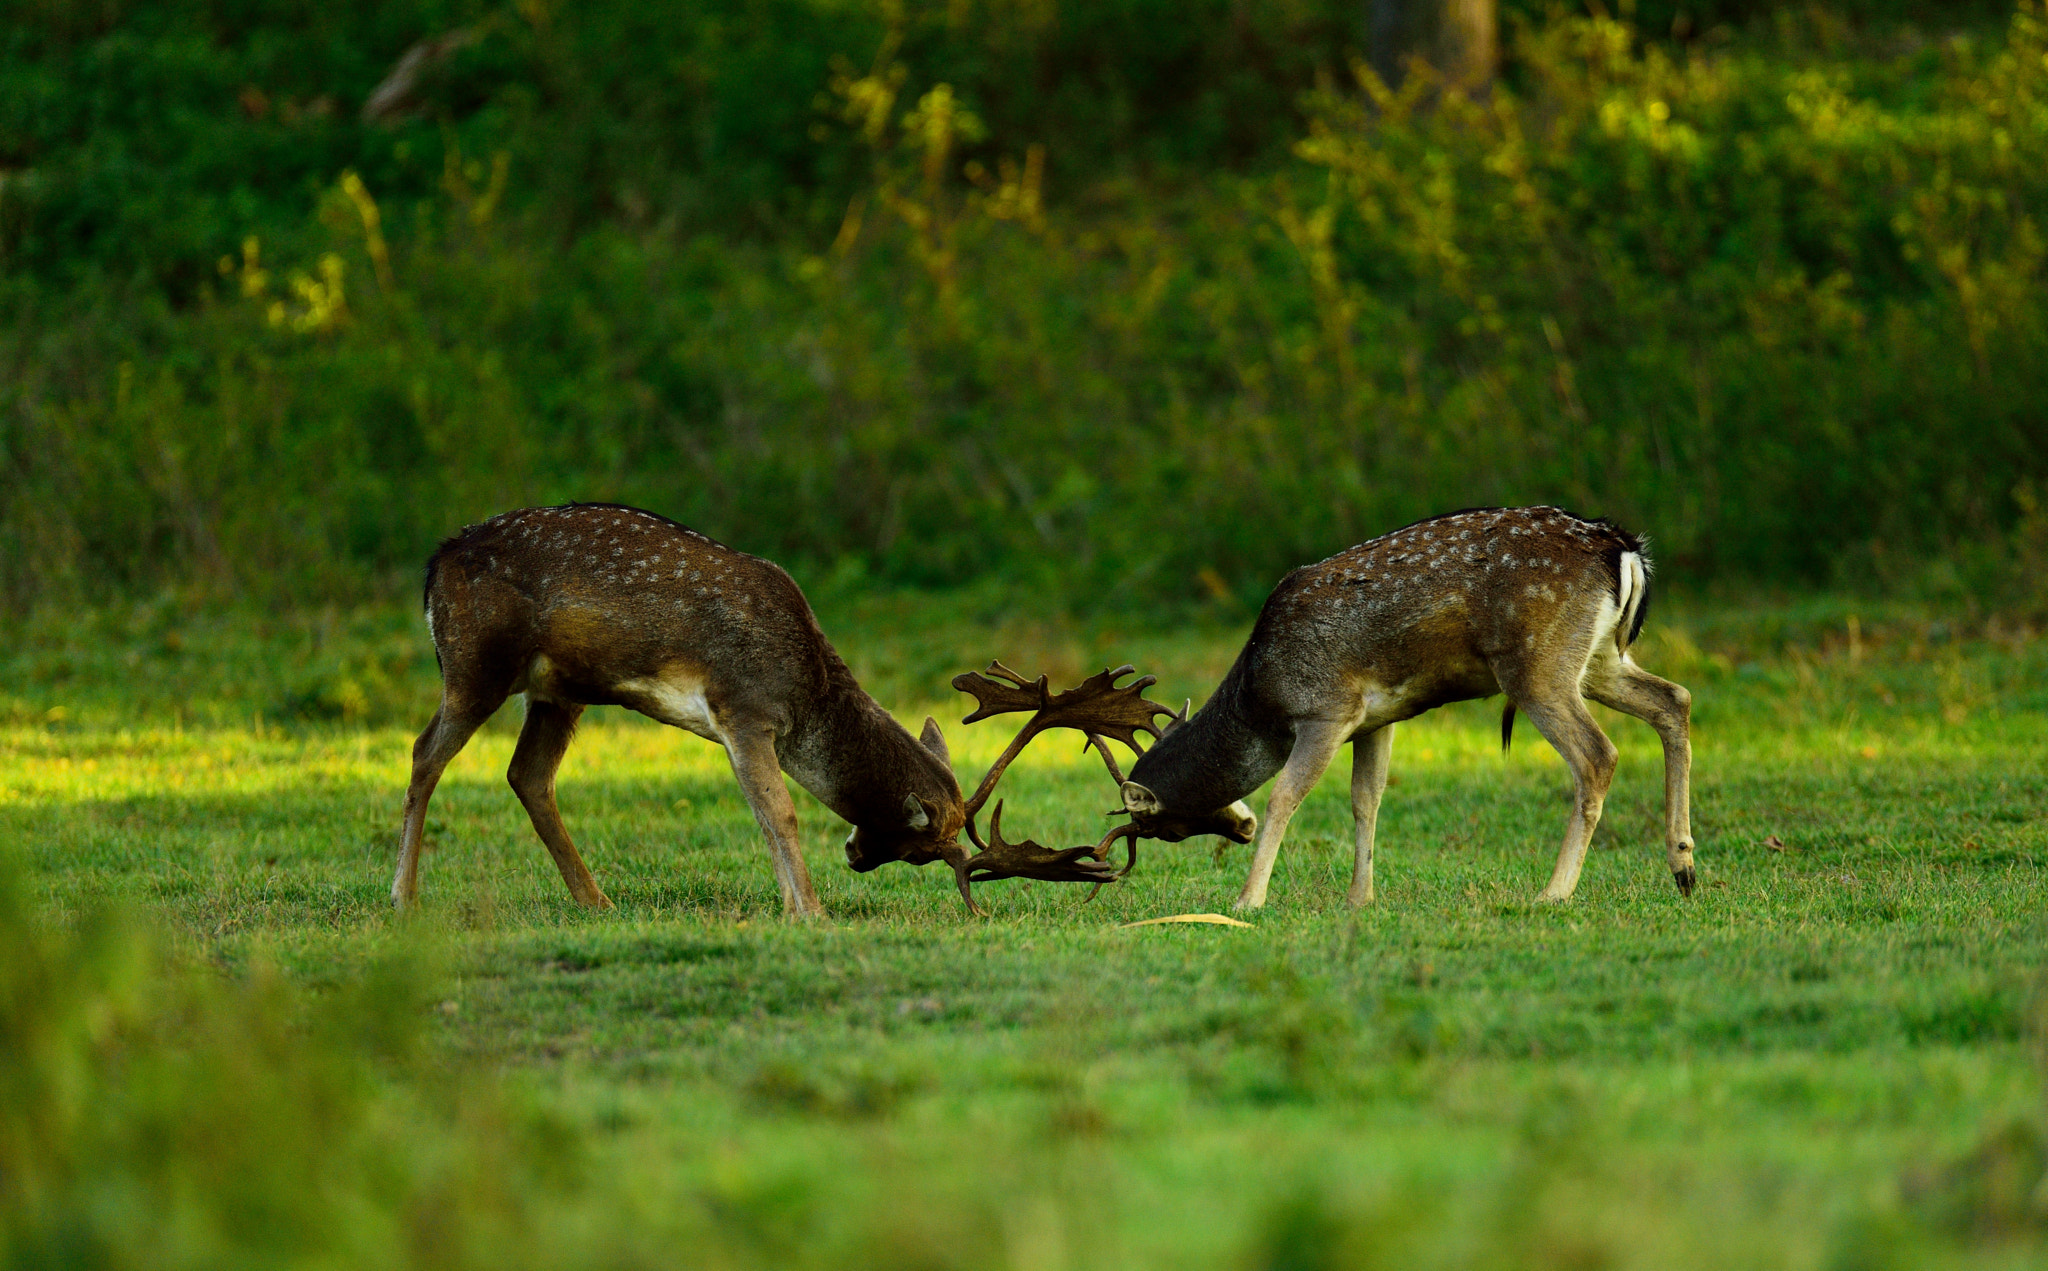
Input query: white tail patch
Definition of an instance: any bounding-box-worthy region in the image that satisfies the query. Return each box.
[1614,551,1648,653]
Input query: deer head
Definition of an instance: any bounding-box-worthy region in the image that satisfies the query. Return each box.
[1114,778,1258,845]
[1115,703,1260,846]
[841,716,969,874]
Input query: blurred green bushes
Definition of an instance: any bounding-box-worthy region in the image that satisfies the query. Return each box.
[2,1,2044,614]
[0,870,558,1268]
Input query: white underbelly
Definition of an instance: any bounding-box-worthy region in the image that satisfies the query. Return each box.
[613,674,726,744]
[520,654,728,746]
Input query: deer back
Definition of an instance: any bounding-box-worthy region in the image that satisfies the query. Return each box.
[1248,505,1646,707]
[1131,506,1649,813]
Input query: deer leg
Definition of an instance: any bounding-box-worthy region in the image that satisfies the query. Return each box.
[1347,724,1395,906]
[393,690,505,909]
[1513,691,1618,903]
[1233,719,1351,913]
[507,699,612,910]
[1585,657,1696,896]
[723,727,825,920]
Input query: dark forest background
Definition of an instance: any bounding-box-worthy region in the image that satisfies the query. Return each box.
[3,0,2043,616]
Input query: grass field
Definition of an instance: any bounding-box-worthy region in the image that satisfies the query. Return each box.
[3,593,2045,1268]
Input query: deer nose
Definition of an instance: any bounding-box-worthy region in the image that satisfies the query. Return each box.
[846,824,914,872]
[844,828,883,872]
[1225,800,1258,842]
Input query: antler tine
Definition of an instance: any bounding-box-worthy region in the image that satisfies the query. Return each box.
[1080,821,1142,903]
[954,661,1050,726]
[943,842,986,918]
[984,659,1045,694]
[1083,732,1127,785]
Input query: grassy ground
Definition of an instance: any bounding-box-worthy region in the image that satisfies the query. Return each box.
[3,593,2045,1267]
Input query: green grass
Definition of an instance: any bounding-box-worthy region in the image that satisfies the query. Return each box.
[4,595,2046,1267]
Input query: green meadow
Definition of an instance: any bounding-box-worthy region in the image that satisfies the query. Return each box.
[4,597,2044,1267]
[7,0,2048,1263]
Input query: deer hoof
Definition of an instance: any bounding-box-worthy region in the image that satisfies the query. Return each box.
[1673,866,1697,898]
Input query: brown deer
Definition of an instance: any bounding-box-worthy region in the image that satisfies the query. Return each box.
[1108,506,1695,909]
[394,503,1147,917]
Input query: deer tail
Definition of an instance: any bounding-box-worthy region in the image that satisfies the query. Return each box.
[1500,701,1516,753]
[1614,549,1652,654]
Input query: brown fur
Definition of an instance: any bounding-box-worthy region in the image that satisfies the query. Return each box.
[393,503,966,918]
[1123,506,1695,908]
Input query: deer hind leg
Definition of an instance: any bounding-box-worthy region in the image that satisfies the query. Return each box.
[1584,656,1696,896]
[1347,725,1395,907]
[1511,687,1618,903]
[1234,718,1351,913]
[394,687,507,909]
[507,699,612,910]
[723,726,825,920]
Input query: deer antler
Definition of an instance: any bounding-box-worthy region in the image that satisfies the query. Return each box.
[944,802,1120,916]
[953,662,1173,844]
[944,662,1174,913]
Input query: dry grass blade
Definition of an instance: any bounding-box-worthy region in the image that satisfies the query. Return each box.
[1117,913,1254,929]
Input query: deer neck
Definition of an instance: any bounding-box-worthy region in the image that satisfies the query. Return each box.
[778,658,958,830]
[1129,652,1291,813]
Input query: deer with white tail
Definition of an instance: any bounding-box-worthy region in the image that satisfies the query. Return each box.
[394,503,1160,918]
[1107,506,1695,909]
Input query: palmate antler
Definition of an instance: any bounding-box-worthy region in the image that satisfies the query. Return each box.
[943,662,1173,914]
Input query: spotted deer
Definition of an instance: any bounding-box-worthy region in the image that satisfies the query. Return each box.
[395,503,1140,917]
[1109,506,1695,909]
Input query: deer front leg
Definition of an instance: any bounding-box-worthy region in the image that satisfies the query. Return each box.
[724,726,826,920]
[393,690,503,909]
[1347,724,1394,906]
[1514,693,1617,903]
[1234,719,1351,913]
[507,698,613,910]
[1586,660,1696,895]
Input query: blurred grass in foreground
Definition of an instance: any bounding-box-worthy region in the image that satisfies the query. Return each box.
[2,598,2044,1267]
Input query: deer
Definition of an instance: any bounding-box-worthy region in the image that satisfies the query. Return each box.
[394,502,1160,918]
[1095,506,1695,910]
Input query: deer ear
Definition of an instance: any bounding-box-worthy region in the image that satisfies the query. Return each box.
[903,792,932,830]
[1120,781,1161,815]
[918,716,951,768]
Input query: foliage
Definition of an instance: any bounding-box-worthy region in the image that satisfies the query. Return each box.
[1289,6,2048,583]
[0,0,1372,287]
[0,870,567,1268]
[2,3,2045,615]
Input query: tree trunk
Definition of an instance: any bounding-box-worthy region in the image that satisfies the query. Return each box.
[1370,0,1496,91]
